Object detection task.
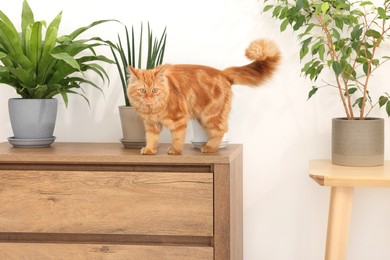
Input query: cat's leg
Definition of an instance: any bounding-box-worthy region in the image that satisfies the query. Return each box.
[200,118,227,153]
[166,120,188,155]
[141,120,162,155]
[201,130,225,153]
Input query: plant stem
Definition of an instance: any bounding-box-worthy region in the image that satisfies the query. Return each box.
[315,13,353,119]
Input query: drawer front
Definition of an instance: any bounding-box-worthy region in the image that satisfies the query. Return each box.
[0,170,213,236]
[0,243,214,260]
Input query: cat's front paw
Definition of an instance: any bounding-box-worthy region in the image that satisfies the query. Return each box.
[140,147,157,155]
[200,145,219,153]
[167,146,182,155]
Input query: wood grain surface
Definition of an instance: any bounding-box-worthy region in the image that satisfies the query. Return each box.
[0,170,213,236]
[0,243,213,260]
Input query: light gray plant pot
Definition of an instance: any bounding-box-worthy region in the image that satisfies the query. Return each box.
[118,106,146,148]
[332,117,384,167]
[8,98,58,140]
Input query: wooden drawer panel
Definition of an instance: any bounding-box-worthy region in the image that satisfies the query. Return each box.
[0,170,213,236]
[0,243,214,259]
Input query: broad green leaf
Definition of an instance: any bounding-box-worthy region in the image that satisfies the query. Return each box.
[9,67,35,87]
[0,20,24,54]
[77,55,114,65]
[68,19,118,41]
[7,53,33,70]
[62,76,103,94]
[33,84,48,98]
[47,63,77,84]
[28,21,43,71]
[21,0,34,50]
[37,26,59,83]
[51,52,80,71]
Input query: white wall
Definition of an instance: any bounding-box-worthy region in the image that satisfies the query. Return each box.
[1,0,390,259]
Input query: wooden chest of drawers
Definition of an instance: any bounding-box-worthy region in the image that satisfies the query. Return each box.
[0,142,243,259]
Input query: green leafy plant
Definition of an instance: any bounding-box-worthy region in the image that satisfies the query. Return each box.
[0,0,115,106]
[263,0,390,119]
[110,22,167,106]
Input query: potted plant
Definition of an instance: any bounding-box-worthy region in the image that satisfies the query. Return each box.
[110,22,167,148]
[263,0,390,166]
[0,0,114,147]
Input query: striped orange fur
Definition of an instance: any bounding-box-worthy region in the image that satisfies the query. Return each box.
[127,39,281,155]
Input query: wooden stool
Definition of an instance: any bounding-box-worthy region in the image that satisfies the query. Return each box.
[309,160,390,260]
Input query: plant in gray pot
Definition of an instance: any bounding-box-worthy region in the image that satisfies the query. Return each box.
[0,0,114,148]
[264,0,390,166]
[110,23,167,148]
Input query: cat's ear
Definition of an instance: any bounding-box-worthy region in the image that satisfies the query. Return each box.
[127,66,140,86]
[128,66,139,79]
[155,66,166,82]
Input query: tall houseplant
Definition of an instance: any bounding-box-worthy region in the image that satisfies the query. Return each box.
[263,0,390,166]
[111,23,167,148]
[0,0,114,147]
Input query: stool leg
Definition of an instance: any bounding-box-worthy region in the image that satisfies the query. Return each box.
[325,186,354,260]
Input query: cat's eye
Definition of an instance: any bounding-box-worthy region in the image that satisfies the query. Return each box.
[152,88,158,93]
[139,88,146,93]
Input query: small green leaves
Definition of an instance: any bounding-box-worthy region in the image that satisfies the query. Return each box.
[262,0,390,117]
[308,86,318,100]
[366,29,381,39]
[332,61,342,76]
[263,5,273,12]
[321,2,330,15]
[280,19,289,32]
[380,94,390,116]
[379,95,388,107]
[351,26,362,40]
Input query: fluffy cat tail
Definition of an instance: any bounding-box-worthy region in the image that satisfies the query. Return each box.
[223,39,281,86]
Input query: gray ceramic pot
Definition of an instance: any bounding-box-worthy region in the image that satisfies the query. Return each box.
[8,98,58,139]
[118,106,146,148]
[332,117,384,166]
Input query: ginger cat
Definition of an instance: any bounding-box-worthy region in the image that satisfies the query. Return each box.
[127,39,280,155]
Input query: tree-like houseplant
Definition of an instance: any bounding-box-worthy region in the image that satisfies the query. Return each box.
[263,0,390,166]
[111,23,167,148]
[0,0,114,147]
